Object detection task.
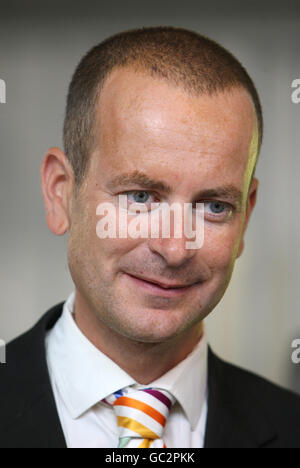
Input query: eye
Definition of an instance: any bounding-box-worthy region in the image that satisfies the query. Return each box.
[124,191,159,211]
[202,201,234,220]
[128,191,152,204]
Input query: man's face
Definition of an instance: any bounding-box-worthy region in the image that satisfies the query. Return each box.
[67,67,258,343]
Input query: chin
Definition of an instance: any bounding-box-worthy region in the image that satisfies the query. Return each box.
[119,329,181,344]
[113,306,197,344]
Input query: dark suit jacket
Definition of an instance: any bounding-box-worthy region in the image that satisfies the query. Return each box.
[1,302,300,448]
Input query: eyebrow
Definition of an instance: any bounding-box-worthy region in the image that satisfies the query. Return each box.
[107,170,172,194]
[106,170,244,208]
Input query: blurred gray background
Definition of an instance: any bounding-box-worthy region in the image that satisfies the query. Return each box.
[0,0,300,392]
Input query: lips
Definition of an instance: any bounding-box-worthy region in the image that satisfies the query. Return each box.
[129,275,193,289]
[124,272,198,297]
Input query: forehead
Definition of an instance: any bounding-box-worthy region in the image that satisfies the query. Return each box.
[93,67,257,185]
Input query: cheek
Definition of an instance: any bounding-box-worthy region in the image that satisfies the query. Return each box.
[95,204,149,259]
[68,203,100,278]
[71,197,144,273]
[95,238,141,266]
[202,224,240,272]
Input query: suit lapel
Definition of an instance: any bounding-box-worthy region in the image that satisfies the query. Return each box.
[3,389,66,448]
[204,347,278,448]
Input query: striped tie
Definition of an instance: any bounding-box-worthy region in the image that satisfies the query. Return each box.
[103,387,176,448]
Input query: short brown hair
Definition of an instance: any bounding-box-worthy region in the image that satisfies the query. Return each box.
[63,26,263,186]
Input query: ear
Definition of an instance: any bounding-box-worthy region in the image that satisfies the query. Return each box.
[40,147,74,235]
[236,177,259,258]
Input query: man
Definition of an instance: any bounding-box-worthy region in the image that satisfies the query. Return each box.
[1,26,300,448]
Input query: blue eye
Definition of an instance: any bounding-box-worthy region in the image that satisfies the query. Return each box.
[129,191,151,204]
[206,201,226,214]
[203,201,233,220]
[125,191,158,212]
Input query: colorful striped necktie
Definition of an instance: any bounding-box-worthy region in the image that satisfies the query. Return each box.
[103,387,176,448]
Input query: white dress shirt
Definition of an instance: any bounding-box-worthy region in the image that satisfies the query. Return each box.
[45,292,208,448]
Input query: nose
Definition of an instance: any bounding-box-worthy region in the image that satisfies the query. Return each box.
[147,236,197,268]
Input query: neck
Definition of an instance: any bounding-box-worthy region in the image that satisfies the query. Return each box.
[73,292,203,385]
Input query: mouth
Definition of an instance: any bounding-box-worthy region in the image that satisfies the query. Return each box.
[124,273,199,298]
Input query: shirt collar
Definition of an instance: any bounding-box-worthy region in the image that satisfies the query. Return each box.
[46,292,208,430]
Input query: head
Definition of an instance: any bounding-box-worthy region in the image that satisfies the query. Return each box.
[41,27,261,344]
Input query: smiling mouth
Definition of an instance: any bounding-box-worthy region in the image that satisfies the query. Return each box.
[124,273,198,297]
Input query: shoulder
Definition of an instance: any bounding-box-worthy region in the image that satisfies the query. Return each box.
[0,303,64,430]
[208,347,300,447]
[217,350,300,406]
[2,302,63,368]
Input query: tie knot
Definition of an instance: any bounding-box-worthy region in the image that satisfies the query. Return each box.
[104,387,176,441]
